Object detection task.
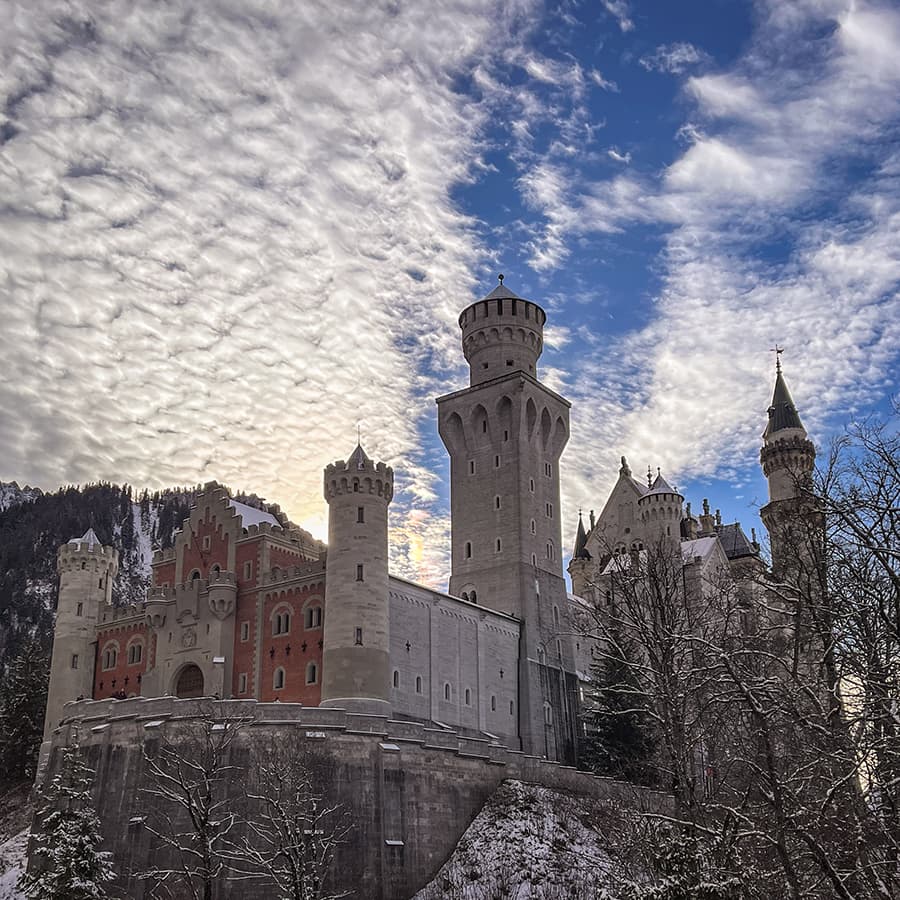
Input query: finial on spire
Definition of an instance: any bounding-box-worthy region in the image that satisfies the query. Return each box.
[647,465,653,488]
[498,273,504,285]
[770,344,784,373]
[357,422,361,444]
[619,455,631,477]
[703,498,710,516]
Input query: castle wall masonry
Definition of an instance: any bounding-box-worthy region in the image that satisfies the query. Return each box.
[45,697,669,899]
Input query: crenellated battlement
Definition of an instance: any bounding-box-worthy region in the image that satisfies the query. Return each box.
[152,547,176,564]
[324,455,394,503]
[58,539,118,574]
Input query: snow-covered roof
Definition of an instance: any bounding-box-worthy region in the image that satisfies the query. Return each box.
[228,499,279,529]
[69,527,101,548]
[681,535,719,563]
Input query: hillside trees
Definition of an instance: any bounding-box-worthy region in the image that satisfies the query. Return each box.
[0,638,49,784]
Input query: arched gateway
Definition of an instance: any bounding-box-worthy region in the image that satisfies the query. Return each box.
[175,664,204,698]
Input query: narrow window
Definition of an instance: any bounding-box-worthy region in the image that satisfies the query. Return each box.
[553,606,560,627]
[544,702,553,725]
[509,700,514,715]
[202,535,211,551]
[491,695,496,712]
[81,561,86,570]
[531,553,537,566]
[495,538,501,552]
[76,602,83,617]
[465,688,471,706]
[355,627,363,646]
[240,621,250,642]
[98,578,103,588]
[503,429,509,441]
[530,519,536,535]
[415,676,423,694]
[305,607,322,629]
[529,478,535,492]
[444,683,451,701]
[469,460,475,475]
[71,654,79,670]
[494,455,500,468]
[464,542,472,559]
[273,667,285,690]
[238,673,248,694]
[482,420,487,433]
[556,639,562,659]
[244,561,252,580]
[470,590,477,603]
[128,643,142,665]
[494,495,501,509]
[353,481,359,492]
[356,564,364,581]
[306,662,318,685]
[393,670,400,689]
[357,506,365,523]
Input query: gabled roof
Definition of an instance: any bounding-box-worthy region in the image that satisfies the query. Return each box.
[714,522,759,560]
[228,499,279,529]
[765,368,805,438]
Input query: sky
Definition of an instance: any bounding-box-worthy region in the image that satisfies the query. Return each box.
[1,0,899,589]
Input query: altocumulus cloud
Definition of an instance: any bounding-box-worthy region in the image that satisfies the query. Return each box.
[0,0,538,585]
[525,0,900,524]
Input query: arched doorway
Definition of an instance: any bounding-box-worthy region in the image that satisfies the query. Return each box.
[175,664,204,699]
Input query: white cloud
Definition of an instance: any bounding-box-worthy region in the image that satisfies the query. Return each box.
[0,0,547,587]
[640,42,710,74]
[589,69,620,92]
[601,0,634,33]
[607,148,631,164]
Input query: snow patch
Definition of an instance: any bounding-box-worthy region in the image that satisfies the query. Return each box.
[0,829,28,900]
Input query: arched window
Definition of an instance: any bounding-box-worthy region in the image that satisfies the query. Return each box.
[543,701,553,724]
[273,667,285,690]
[101,642,118,671]
[415,676,423,694]
[304,606,322,629]
[272,607,291,636]
[444,683,451,701]
[127,641,143,665]
[461,591,469,601]
[305,662,318,685]
[210,564,221,576]
[392,670,400,689]
[470,590,477,604]
[190,570,201,582]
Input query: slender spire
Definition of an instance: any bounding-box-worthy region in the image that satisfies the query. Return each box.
[764,351,805,439]
[572,511,591,560]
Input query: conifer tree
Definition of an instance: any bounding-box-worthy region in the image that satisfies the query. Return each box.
[0,638,49,783]
[18,737,114,900]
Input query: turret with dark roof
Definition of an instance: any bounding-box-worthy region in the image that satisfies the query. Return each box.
[764,359,806,439]
[572,511,591,560]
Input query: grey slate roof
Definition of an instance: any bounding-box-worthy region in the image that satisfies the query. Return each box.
[572,513,591,559]
[714,522,759,560]
[764,369,805,438]
[481,283,525,302]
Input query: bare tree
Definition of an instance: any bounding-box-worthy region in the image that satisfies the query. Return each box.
[138,705,254,900]
[232,736,352,900]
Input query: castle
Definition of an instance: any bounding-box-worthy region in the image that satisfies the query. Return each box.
[43,280,814,770]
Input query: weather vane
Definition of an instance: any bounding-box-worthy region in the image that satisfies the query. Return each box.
[770,344,784,373]
[498,273,504,284]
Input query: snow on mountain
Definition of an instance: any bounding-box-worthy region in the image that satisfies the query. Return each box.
[0,483,42,513]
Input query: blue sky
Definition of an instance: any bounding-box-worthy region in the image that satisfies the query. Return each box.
[1,0,898,587]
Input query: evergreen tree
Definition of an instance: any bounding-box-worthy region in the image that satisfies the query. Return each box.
[0,638,49,784]
[18,737,114,900]
[579,622,657,786]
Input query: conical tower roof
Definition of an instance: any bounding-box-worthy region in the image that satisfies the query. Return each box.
[572,512,591,560]
[70,527,100,547]
[764,364,805,439]
[348,442,371,470]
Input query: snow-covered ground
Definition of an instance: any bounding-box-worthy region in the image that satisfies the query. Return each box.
[0,483,41,513]
[413,780,614,899]
[0,830,27,900]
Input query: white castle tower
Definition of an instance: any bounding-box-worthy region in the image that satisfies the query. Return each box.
[638,469,684,552]
[320,444,394,716]
[44,529,118,740]
[436,277,578,762]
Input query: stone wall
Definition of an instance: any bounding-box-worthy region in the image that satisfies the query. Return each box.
[38,697,669,899]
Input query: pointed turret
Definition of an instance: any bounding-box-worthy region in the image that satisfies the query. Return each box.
[764,363,806,439]
[572,511,591,560]
[759,353,817,577]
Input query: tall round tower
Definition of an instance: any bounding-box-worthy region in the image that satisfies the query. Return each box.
[44,529,118,740]
[320,444,394,716]
[460,277,545,386]
[638,470,684,551]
